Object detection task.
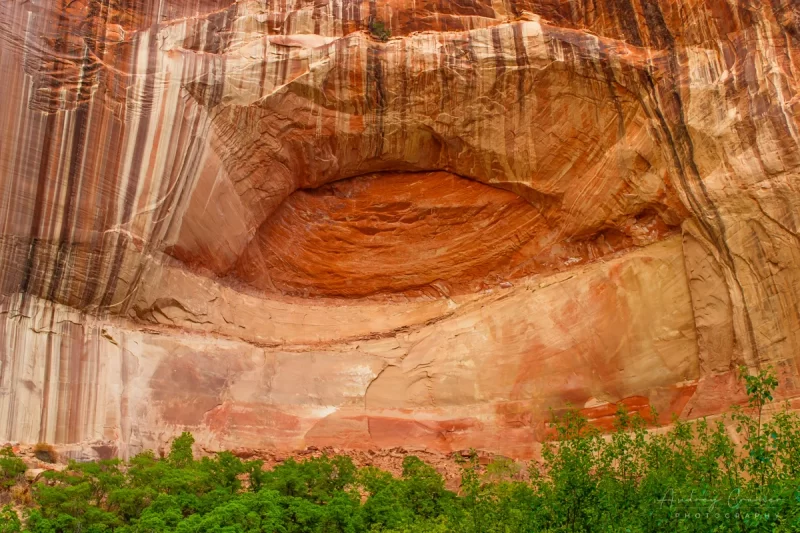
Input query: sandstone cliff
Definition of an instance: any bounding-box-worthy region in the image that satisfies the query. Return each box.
[0,0,798,459]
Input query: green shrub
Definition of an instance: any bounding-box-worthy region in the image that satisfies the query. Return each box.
[0,505,21,533]
[368,19,391,42]
[0,447,26,490]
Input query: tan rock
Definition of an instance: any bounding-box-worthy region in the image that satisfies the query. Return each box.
[25,469,45,482]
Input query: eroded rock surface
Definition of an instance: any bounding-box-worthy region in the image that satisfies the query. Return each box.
[0,0,798,458]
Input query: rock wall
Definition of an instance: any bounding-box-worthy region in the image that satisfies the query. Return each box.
[0,0,798,458]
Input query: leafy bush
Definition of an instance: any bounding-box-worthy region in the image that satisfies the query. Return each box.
[368,19,391,42]
[0,505,21,533]
[0,447,26,490]
[8,366,800,532]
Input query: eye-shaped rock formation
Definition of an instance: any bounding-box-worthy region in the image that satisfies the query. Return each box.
[0,0,798,458]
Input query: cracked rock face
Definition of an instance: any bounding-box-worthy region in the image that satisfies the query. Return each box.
[0,0,798,458]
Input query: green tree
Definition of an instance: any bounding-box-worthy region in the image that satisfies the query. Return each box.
[733,365,779,487]
[168,432,195,468]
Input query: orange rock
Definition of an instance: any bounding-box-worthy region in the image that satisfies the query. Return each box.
[0,0,799,459]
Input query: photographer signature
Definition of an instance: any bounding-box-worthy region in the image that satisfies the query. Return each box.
[657,488,783,511]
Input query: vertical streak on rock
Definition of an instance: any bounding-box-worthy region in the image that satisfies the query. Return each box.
[100,27,159,311]
[20,114,56,297]
[611,0,642,46]
[635,1,762,366]
[48,94,89,303]
[511,23,529,108]
[366,42,386,157]
[0,313,11,439]
[82,93,130,308]
[38,305,56,442]
[596,40,626,140]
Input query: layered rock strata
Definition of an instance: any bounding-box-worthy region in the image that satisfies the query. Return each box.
[0,0,798,458]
